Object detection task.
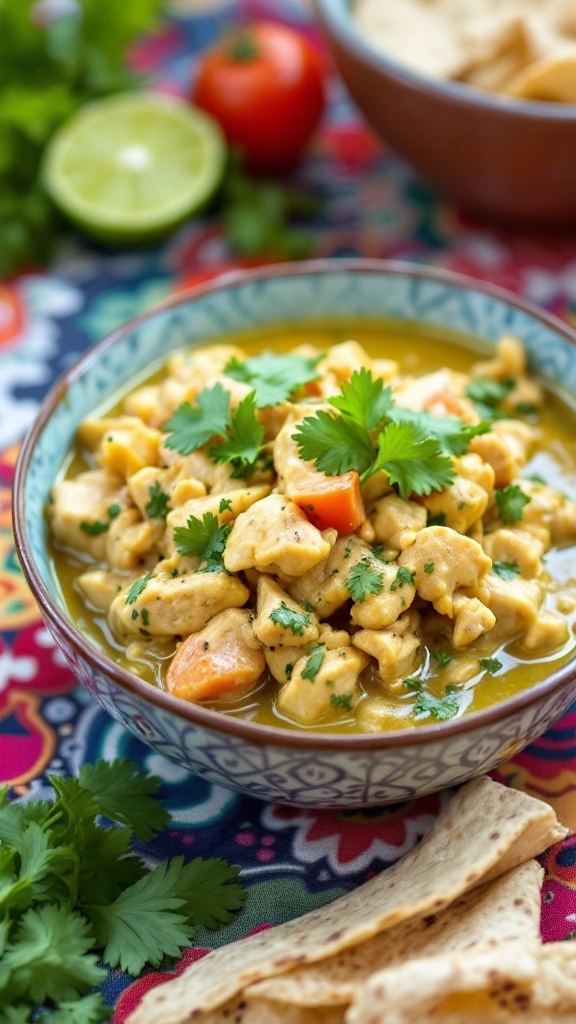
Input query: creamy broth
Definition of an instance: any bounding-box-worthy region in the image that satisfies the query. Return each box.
[48,319,576,734]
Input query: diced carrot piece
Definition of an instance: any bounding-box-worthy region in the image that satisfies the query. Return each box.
[292,470,365,534]
[166,620,264,703]
[423,388,469,418]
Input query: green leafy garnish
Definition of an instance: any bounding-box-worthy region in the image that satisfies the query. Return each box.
[492,561,521,581]
[495,484,531,525]
[329,693,353,712]
[403,678,423,692]
[389,566,415,592]
[224,352,321,407]
[423,562,435,575]
[301,645,325,681]
[107,504,121,520]
[173,512,231,572]
[79,519,109,537]
[345,558,384,603]
[0,759,244,1018]
[293,369,460,499]
[433,650,454,669]
[163,383,231,455]
[219,498,233,513]
[465,377,515,420]
[480,657,503,674]
[427,512,446,527]
[412,691,460,721]
[269,602,312,636]
[208,392,265,477]
[125,572,153,605]
[145,482,170,520]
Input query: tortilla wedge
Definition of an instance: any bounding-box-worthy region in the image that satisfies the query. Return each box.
[246,859,543,1006]
[127,777,566,1024]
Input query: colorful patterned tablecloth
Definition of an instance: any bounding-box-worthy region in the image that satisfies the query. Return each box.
[3,2,576,1017]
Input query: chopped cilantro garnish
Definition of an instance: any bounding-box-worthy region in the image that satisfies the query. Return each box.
[495,484,531,525]
[107,504,121,520]
[389,407,490,457]
[427,512,446,527]
[403,678,423,692]
[492,560,521,581]
[219,497,233,513]
[80,519,109,536]
[371,545,389,562]
[163,383,231,455]
[515,402,539,417]
[224,352,321,407]
[433,650,454,669]
[329,693,352,712]
[345,558,384,602]
[480,657,503,674]
[145,482,171,520]
[301,644,325,681]
[125,573,153,605]
[390,566,415,591]
[423,561,435,575]
[412,691,460,721]
[140,608,150,627]
[523,473,546,485]
[269,602,311,636]
[208,391,265,478]
[285,663,294,681]
[465,377,515,420]
[173,512,231,572]
[292,368,457,498]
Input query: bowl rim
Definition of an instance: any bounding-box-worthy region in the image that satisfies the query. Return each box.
[315,0,576,122]
[13,257,576,751]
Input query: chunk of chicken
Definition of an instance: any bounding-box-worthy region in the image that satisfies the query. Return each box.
[105,509,164,571]
[252,577,319,648]
[350,559,417,630]
[159,447,251,494]
[469,431,522,490]
[276,645,369,725]
[318,340,398,385]
[287,534,368,619]
[485,574,543,638]
[353,610,422,693]
[367,494,427,552]
[165,485,272,557]
[451,592,496,648]
[393,369,477,422]
[521,480,576,545]
[522,611,569,653]
[110,569,249,637]
[127,465,206,518]
[224,494,335,577]
[47,470,127,560]
[471,334,527,380]
[423,455,493,536]
[264,623,351,685]
[398,526,492,618]
[482,528,545,579]
[75,569,137,612]
[93,418,162,479]
[166,608,265,703]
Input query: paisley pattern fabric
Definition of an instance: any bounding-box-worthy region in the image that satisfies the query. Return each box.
[2,2,576,1016]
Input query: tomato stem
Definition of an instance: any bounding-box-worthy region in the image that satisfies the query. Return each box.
[227,31,259,62]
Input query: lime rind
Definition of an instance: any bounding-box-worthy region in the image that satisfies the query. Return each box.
[43,92,227,243]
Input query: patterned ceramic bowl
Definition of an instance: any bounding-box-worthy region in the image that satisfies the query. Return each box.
[13,261,576,808]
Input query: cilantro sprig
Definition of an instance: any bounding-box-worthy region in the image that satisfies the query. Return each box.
[163,385,264,478]
[0,759,245,1019]
[269,602,312,636]
[495,484,531,525]
[174,512,231,572]
[224,352,321,407]
[293,368,481,499]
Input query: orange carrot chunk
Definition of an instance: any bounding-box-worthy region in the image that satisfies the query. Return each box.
[166,609,265,704]
[292,470,365,534]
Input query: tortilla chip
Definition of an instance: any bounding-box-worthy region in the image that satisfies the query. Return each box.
[246,860,543,1007]
[347,942,576,1023]
[183,998,344,1024]
[127,777,566,1024]
[506,51,576,101]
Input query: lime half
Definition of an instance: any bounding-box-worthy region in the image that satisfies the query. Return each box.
[43,92,226,244]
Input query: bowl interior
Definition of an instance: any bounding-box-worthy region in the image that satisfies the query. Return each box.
[24,262,576,631]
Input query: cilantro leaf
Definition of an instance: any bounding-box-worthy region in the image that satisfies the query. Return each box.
[42,993,110,1024]
[209,391,265,477]
[492,560,521,581]
[145,482,170,520]
[292,409,376,476]
[495,484,531,524]
[163,384,231,455]
[345,558,384,602]
[329,368,394,433]
[390,566,415,591]
[269,602,312,637]
[412,691,460,721]
[330,693,353,712]
[78,759,168,841]
[301,645,325,681]
[433,650,454,669]
[390,407,490,457]
[174,512,231,571]
[125,572,153,605]
[85,860,193,975]
[2,905,105,1004]
[224,352,320,407]
[403,678,423,692]
[465,377,515,420]
[480,657,503,674]
[372,421,455,498]
[79,519,109,536]
[171,856,245,929]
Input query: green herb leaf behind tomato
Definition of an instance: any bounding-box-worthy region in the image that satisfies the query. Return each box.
[192,21,326,173]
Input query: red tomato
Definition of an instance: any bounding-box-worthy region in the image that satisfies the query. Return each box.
[192,22,326,173]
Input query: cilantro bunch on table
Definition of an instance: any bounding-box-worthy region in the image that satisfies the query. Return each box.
[0,0,165,277]
[0,759,245,1021]
[293,368,490,499]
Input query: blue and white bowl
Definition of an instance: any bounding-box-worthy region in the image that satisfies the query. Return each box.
[13,260,576,808]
